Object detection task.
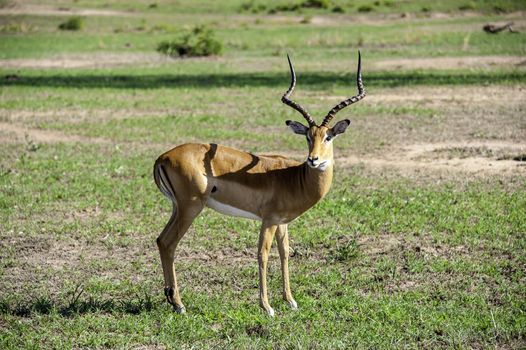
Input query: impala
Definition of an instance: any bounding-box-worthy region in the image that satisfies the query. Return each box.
[153,52,365,316]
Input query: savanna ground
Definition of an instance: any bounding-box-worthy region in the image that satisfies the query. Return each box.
[1,0,525,348]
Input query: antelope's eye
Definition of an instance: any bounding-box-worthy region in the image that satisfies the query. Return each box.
[325,135,332,142]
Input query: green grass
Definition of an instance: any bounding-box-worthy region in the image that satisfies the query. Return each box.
[15,0,526,15]
[1,15,525,59]
[1,1,526,348]
[1,144,525,348]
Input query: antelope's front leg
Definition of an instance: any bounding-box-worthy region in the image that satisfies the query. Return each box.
[276,224,297,309]
[258,222,278,316]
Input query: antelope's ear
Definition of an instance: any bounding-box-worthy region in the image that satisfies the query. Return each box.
[286,120,309,135]
[329,119,351,137]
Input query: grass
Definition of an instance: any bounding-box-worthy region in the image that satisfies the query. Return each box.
[1,142,525,347]
[12,0,526,15]
[1,18,525,59]
[1,0,526,349]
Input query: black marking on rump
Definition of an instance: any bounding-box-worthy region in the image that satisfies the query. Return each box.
[158,164,179,229]
[160,165,176,199]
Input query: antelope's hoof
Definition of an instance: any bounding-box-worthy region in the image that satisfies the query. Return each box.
[260,303,275,317]
[266,306,275,317]
[173,304,186,314]
[164,287,185,313]
[287,299,298,310]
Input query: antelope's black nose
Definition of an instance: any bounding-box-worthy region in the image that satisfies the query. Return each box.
[307,156,318,165]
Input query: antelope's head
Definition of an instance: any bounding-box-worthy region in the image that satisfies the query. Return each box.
[282,52,365,171]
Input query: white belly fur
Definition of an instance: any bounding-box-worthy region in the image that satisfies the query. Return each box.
[206,197,261,221]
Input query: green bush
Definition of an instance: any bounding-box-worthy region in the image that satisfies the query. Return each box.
[273,3,300,12]
[261,0,332,14]
[156,26,222,58]
[301,0,330,9]
[357,5,374,12]
[458,3,475,11]
[58,17,84,31]
[239,1,266,13]
[332,5,345,13]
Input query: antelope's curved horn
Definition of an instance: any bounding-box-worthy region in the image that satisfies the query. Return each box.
[321,51,365,127]
[281,54,316,127]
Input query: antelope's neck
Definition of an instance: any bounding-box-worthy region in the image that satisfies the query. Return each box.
[301,162,334,203]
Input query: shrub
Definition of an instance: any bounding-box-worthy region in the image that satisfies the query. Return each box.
[252,4,267,13]
[239,1,266,13]
[458,3,475,11]
[264,0,332,13]
[492,5,506,13]
[273,3,300,12]
[58,17,84,31]
[156,26,222,58]
[301,0,331,9]
[332,5,345,13]
[239,0,254,11]
[357,5,373,12]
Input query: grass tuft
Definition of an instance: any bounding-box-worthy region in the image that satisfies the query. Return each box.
[58,17,84,31]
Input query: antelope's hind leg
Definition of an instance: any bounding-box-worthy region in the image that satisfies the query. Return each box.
[276,224,297,309]
[155,162,205,313]
[157,202,203,313]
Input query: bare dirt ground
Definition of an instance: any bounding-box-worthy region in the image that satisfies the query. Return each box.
[372,56,526,70]
[0,53,168,69]
[337,142,526,176]
[310,12,526,27]
[2,53,524,71]
[322,85,526,107]
[0,3,137,17]
[0,121,112,144]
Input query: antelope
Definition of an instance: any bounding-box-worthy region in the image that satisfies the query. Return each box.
[153,52,365,316]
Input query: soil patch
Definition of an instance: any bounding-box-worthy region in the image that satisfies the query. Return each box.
[0,121,113,145]
[372,56,525,71]
[0,4,136,17]
[0,53,166,69]
[337,140,526,176]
